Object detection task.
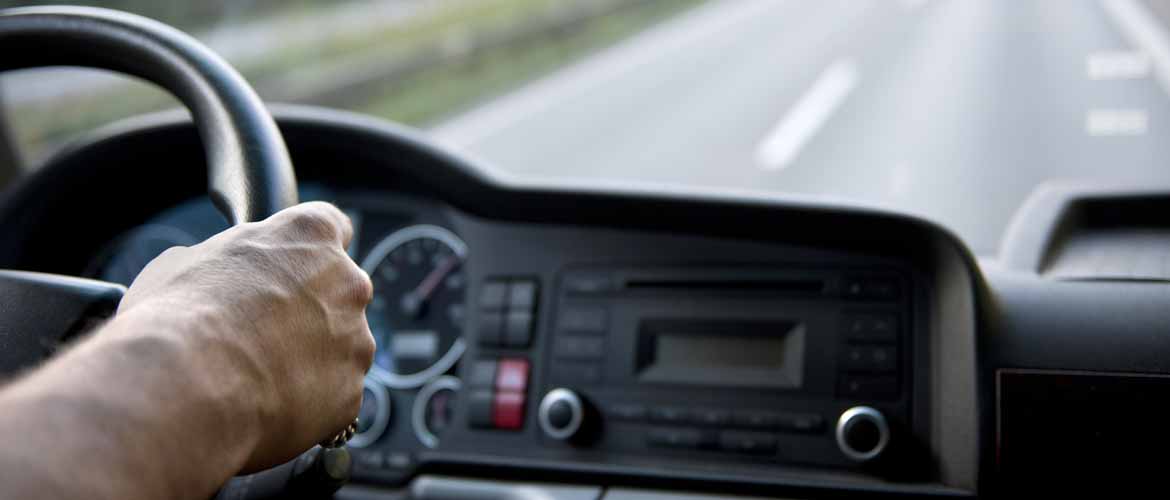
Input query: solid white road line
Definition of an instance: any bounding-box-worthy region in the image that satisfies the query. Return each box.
[1086,50,1151,80]
[1099,0,1170,96]
[429,0,782,148]
[1085,108,1149,135]
[754,59,859,171]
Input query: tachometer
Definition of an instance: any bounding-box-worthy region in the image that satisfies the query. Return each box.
[361,225,468,389]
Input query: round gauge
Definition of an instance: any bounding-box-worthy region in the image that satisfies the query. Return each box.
[413,375,462,449]
[96,224,198,285]
[361,225,468,389]
[349,377,391,448]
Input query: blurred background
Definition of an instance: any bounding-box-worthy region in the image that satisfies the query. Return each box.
[2,0,1170,256]
[0,0,699,158]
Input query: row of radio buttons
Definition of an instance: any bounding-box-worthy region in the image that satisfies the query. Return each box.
[838,311,900,400]
[648,427,779,455]
[608,404,825,434]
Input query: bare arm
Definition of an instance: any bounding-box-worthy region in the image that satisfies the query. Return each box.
[0,202,375,500]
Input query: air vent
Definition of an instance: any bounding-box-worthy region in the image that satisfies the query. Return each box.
[1041,196,1170,281]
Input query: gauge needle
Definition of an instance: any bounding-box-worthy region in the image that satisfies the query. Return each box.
[400,256,461,319]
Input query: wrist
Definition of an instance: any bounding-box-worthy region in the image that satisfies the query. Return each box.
[104,296,270,467]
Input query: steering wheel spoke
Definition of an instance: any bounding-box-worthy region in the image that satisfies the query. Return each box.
[0,270,124,378]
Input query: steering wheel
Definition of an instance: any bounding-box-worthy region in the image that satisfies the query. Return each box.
[0,6,347,499]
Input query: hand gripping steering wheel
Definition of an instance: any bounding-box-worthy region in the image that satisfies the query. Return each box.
[0,6,350,499]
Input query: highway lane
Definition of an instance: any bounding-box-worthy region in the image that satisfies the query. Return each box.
[431,0,1170,255]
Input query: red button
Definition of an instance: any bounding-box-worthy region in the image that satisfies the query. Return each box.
[495,358,529,393]
[493,391,526,430]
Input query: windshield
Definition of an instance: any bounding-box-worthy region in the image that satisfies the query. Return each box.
[2,0,1168,255]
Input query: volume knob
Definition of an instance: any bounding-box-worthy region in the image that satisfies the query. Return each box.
[538,388,585,441]
[836,406,890,462]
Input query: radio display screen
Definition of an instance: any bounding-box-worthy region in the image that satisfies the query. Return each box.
[635,320,805,389]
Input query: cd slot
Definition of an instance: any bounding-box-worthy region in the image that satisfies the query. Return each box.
[622,278,826,295]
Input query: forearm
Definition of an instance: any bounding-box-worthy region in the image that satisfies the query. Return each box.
[0,298,262,500]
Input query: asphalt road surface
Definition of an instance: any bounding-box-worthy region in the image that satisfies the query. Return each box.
[432,0,1170,256]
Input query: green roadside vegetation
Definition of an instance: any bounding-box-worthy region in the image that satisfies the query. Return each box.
[6,0,704,164]
[356,0,703,124]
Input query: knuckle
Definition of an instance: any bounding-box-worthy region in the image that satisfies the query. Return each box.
[286,209,338,241]
[349,266,374,305]
[300,201,346,221]
[356,328,376,369]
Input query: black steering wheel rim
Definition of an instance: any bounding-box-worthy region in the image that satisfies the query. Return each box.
[0,6,334,497]
[0,5,297,224]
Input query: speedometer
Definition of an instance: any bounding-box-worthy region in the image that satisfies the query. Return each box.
[362,225,468,389]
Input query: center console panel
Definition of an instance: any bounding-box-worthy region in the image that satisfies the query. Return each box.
[539,266,912,470]
[412,216,951,495]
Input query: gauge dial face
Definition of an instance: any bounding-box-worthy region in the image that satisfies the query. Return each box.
[98,224,198,286]
[362,225,468,389]
[413,376,462,449]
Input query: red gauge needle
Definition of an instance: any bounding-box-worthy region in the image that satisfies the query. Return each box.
[400,255,461,319]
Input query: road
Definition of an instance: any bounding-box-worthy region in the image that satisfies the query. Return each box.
[431,0,1170,256]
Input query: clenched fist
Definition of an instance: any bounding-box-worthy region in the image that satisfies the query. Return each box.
[119,201,375,470]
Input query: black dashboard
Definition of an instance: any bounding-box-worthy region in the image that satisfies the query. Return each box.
[5,105,1170,497]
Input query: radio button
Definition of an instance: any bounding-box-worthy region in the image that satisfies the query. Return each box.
[843,345,898,373]
[647,427,708,449]
[842,276,900,301]
[648,406,690,424]
[477,311,504,346]
[468,389,495,429]
[504,311,534,348]
[863,279,900,301]
[733,411,782,429]
[563,273,615,294]
[479,281,509,310]
[868,315,898,340]
[844,314,899,343]
[495,358,529,393]
[840,375,899,400]
[608,403,647,421]
[467,360,497,390]
[509,280,538,310]
[492,391,526,430]
[557,307,608,334]
[776,413,825,434]
[719,431,778,455]
[692,408,732,427]
[553,335,606,360]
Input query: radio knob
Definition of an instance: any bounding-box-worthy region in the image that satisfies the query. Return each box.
[836,406,890,462]
[538,388,586,441]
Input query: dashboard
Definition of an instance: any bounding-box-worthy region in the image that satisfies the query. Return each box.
[5,105,1170,497]
[84,181,954,494]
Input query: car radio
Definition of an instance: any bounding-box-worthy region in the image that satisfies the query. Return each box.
[529,266,914,469]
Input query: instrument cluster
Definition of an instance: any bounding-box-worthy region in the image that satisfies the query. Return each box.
[85,186,470,459]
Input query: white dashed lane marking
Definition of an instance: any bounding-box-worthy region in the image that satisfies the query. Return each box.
[755,59,859,171]
[1085,109,1149,136]
[1086,50,1151,80]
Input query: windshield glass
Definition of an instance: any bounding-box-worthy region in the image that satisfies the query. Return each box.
[2,0,1168,255]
